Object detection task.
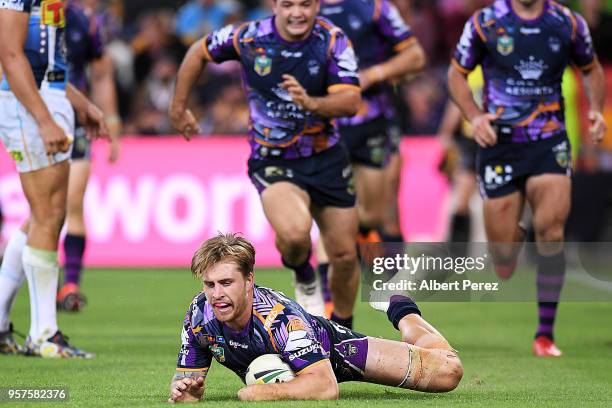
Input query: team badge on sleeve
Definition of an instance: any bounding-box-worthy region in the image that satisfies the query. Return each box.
[497,34,514,56]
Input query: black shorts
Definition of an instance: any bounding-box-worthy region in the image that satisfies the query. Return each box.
[388,119,402,156]
[339,116,392,169]
[313,315,368,383]
[476,132,571,199]
[455,134,478,173]
[248,143,356,208]
[71,121,91,161]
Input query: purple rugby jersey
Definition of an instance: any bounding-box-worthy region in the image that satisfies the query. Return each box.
[320,0,416,126]
[452,0,596,142]
[176,285,369,383]
[202,17,361,160]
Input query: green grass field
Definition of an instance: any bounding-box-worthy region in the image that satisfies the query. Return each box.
[1,268,611,407]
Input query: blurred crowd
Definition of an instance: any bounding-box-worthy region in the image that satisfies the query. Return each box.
[89,0,611,138]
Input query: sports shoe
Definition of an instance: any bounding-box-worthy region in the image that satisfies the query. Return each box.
[294,276,325,317]
[0,323,25,355]
[25,330,94,359]
[532,336,562,357]
[57,283,87,312]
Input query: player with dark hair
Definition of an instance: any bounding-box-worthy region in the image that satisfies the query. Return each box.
[316,0,426,315]
[448,0,606,356]
[170,0,362,326]
[168,233,462,402]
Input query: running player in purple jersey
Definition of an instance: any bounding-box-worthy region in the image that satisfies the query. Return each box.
[170,0,362,326]
[448,0,606,356]
[168,233,462,402]
[0,0,107,357]
[317,0,425,315]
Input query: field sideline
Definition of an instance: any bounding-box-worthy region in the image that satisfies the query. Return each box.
[1,268,611,407]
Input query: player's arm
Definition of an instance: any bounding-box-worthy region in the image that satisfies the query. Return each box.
[0,6,68,153]
[581,59,607,143]
[281,74,361,117]
[90,53,121,161]
[66,84,109,141]
[361,40,425,91]
[169,38,209,140]
[448,11,497,148]
[238,359,338,401]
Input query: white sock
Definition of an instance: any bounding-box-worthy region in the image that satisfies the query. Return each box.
[0,229,27,332]
[22,246,59,342]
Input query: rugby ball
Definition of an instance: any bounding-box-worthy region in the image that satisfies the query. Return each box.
[245,354,296,385]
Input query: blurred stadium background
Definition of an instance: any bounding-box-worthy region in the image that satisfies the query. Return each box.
[1,1,612,406]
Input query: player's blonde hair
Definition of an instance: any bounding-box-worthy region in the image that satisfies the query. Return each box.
[191,233,256,279]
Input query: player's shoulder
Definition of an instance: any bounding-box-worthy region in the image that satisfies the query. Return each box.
[547,1,585,34]
[472,0,509,27]
[185,291,215,328]
[253,286,308,327]
[0,0,34,12]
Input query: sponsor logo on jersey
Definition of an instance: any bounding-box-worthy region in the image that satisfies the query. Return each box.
[520,27,541,35]
[254,49,272,76]
[41,0,65,27]
[1,0,25,12]
[514,56,548,80]
[229,340,248,349]
[285,328,313,352]
[497,34,514,56]
[287,319,307,332]
[288,343,320,361]
[281,50,302,58]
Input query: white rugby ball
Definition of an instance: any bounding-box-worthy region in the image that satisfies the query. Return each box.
[245,354,296,385]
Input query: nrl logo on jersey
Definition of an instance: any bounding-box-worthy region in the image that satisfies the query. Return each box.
[254,51,272,76]
[514,56,548,80]
[497,34,514,56]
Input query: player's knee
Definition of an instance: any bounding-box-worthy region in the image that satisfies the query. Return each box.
[535,224,564,243]
[276,229,310,255]
[327,246,357,272]
[436,354,463,392]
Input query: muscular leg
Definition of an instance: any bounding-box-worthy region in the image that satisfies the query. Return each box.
[353,164,386,230]
[20,161,69,342]
[526,174,570,355]
[63,159,90,286]
[261,182,313,268]
[315,237,332,316]
[313,205,359,323]
[380,152,403,240]
[363,300,462,392]
[483,191,525,278]
[0,221,28,334]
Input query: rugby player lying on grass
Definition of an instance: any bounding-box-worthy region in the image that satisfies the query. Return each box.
[168,233,462,402]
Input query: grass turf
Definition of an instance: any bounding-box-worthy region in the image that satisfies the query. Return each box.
[1,268,611,407]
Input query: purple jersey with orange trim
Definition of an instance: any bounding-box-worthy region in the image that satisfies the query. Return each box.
[320,0,415,125]
[452,0,596,142]
[202,17,360,159]
[176,285,368,383]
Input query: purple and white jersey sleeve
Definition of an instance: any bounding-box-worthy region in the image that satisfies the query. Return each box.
[275,313,328,374]
[176,304,213,372]
[452,12,486,74]
[202,24,241,64]
[570,12,596,70]
[326,29,361,92]
[376,0,415,52]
